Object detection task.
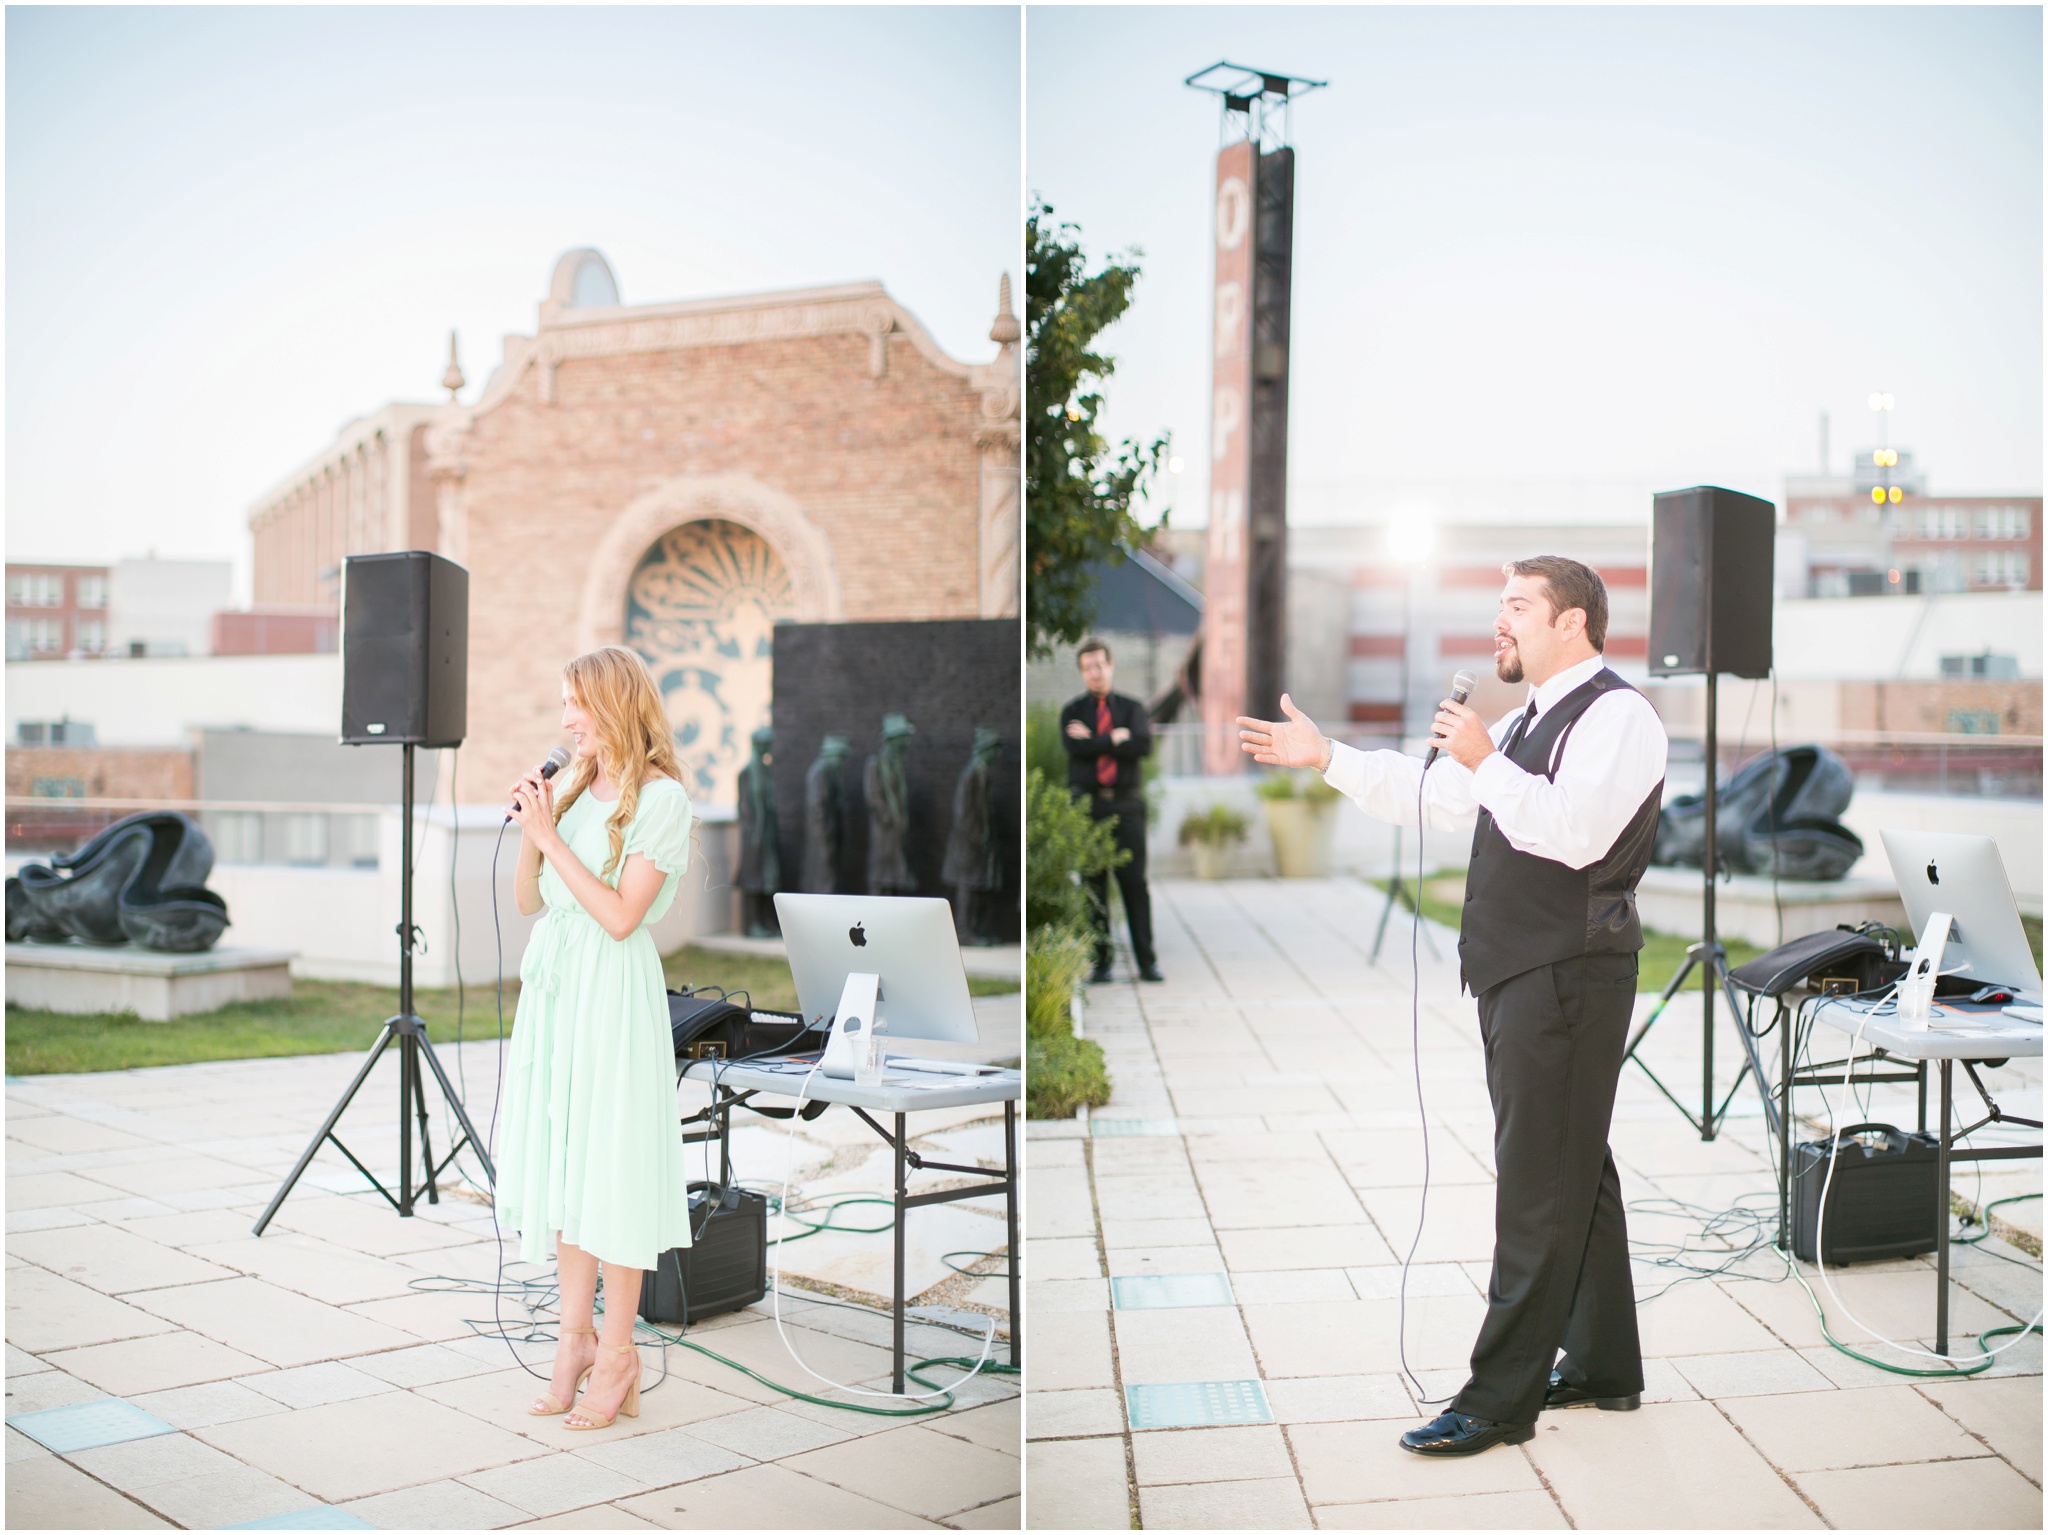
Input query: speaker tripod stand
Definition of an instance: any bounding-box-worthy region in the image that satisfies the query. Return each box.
[254,743,494,1235]
[1368,825,1441,964]
[1618,670,1780,1145]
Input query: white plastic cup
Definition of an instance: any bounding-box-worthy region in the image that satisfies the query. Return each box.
[855,1029,887,1086]
[1897,973,1936,1027]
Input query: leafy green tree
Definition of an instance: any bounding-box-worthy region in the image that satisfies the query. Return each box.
[1026,197,1170,657]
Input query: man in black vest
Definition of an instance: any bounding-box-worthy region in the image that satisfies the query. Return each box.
[1061,637,1163,984]
[1238,557,1667,1457]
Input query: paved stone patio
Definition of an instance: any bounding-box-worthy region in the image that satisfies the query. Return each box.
[1026,876,2041,1530]
[6,1022,1019,1530]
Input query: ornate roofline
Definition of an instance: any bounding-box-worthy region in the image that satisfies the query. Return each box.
[470,279,998,415]
[245,401,455,527]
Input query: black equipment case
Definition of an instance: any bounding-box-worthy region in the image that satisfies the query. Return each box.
[667,987,823,1061]
[1790,1123,1941,1264]
[639,1182,769,1327]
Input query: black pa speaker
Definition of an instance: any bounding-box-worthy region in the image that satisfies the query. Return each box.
[341,552,468,747]
[1648,486,1774,680]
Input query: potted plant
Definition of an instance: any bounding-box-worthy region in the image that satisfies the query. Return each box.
[1255,770,1341,878]
[1178,803,1248,880]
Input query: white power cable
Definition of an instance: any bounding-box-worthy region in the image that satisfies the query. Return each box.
[1810,995,2043,1364]
[764,1061,996,1401]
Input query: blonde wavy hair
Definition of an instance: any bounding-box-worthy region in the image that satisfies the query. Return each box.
[551,646,685,879]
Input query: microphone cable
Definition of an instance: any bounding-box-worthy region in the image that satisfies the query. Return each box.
[1395,752,1458,1407]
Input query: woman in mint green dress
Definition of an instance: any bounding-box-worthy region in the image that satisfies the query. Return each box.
[501,645,695,1431]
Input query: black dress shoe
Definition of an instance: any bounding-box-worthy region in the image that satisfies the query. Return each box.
[1086,963,1114,985]
[1544,1370,1641,1412]
[1398,1409,1536,1457]
[1138,965,1165,983]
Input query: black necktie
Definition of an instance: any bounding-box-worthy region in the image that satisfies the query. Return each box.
[1503,700,1538,756]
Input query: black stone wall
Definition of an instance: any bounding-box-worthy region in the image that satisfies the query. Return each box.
[769,619,1018,943]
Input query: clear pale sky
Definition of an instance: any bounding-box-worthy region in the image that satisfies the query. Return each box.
[7,6,1021,601]
[1027,5,2043,530]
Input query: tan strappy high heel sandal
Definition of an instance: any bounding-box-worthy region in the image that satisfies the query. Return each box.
[528,1325,598,1416]
[563,1343,641,1430]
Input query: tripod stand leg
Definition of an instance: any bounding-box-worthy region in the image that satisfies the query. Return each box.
[1624,951,1700,1061]
[253,1022,400,1235]
[410,1036,440,1206]
[415,1029,498,1186]
[1369,828,1402,963]
[399,1032,415,1216]
[1779,1002,1793,1252]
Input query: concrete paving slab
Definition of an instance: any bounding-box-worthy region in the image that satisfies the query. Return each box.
[1023,1435,1129,1529]
[194,1388,547,1502]
[613,1460,945,1528]
[1794,1455,2043,1529]
[4,1452,175,1528]
[1030,877,2035,1530]
[1915,1373,2045,1483]
[1524,1399,1824,1528]
[43,1330,271,1397]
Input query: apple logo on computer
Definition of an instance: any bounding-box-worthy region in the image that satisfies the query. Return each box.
[849,921,867,948]
[1928,862,1940,886]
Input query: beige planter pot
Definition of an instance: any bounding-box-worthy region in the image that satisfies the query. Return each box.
[1264,799,1335,878]
[1188,840,1234,879]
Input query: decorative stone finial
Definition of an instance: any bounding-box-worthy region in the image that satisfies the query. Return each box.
[989,273,1020,346]
[441,332,465,400]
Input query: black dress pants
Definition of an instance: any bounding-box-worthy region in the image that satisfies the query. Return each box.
[1450,952,1644,1426]
[1082,796,1155,972]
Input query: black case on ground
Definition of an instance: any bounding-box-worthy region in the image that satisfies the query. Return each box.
[1790,1123,1940,1264]
[639,1183,769,1327]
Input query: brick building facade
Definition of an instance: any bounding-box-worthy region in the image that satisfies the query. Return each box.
[5,564,109,660]
[248,249,1020,805]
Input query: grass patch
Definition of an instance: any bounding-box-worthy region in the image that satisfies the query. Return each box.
[1373,874,1767,991]
[7,940,1018,1077]
[5,978,506,1077]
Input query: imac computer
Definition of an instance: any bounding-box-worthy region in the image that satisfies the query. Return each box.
[773,894,980,1076]
[1880,830,2043,1003]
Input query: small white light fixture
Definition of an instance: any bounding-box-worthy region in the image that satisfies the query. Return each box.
[1167,456,1185,475]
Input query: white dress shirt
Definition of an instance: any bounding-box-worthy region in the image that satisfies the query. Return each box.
[1322,654,1670,870]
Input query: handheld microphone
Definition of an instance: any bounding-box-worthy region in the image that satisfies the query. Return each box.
[1421,670,1478,771]
[506,746,572,822]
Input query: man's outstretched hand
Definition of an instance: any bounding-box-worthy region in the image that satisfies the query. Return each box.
[1237,694,1331,773]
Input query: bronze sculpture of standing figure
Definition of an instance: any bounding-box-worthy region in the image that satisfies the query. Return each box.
[801,734,849,893]
[864,713,916,895]
[941,726,1004,944]
[736,725,781,937]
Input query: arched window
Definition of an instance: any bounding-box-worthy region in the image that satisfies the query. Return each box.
[625,519,795,804]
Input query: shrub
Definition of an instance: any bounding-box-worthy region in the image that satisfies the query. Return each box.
[1029,1025,1111,1120]
[1253,768,1341,805]
[1024,767,1125,1118]
[1025,701,1065,786]
[1178,803,1249,847]
[1025,768,1125,932]
[1026,925,1093,1040]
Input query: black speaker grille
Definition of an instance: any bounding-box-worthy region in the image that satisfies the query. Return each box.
[341,552,467,746]
[1648,486,1774,680]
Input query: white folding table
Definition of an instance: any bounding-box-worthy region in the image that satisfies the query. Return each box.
[679,1057,1021,1391]
[1796,996,2041,1355]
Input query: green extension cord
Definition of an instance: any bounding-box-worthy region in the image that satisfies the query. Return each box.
[630,1316,1018,1417]
[769,1193,896,1243]
[1956,1192,2043,1248]
[1777,1243,2040,1379]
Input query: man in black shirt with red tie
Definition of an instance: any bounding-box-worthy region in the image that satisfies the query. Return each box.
[1060,637,1162,984]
